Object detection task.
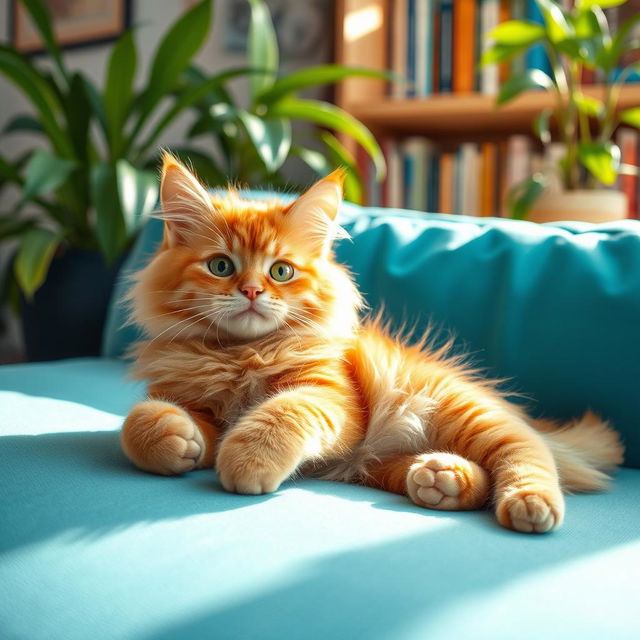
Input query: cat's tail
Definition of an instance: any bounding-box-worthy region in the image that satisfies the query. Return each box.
[536,411,625,493]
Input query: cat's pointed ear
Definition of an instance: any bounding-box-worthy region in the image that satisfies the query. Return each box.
[160,151,214,247]
[283,169,346,256]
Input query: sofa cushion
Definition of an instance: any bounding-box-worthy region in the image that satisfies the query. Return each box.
[103,200,640,467]
[0,359,639,640]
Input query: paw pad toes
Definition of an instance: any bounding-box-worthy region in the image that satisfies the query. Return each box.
[434,470,462,497]
[412,467,436,486]
[417,487,444,505]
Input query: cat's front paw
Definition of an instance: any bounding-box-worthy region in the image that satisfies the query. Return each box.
[216,432,301,495]
[496,488,565,533]
[121,400,205,475]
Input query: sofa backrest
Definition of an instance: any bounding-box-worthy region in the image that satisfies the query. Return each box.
[103,199,640,467]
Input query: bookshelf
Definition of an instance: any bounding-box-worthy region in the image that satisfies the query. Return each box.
[334,1,640,147]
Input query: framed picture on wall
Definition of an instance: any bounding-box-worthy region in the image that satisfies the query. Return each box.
[10,0,132,53]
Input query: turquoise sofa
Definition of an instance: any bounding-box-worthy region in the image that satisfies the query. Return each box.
[1,201,639,640]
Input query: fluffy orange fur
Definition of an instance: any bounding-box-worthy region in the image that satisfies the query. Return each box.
[121,153,624,534]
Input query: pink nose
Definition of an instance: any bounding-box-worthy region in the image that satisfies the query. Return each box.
[240,285,263,301]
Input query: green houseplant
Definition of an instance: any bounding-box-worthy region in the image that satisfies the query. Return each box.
[0,0,224,359]
[173,0,386,204]
[0,0,385,360]
[482,0,640,222]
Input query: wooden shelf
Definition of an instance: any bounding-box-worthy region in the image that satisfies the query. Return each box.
[344,86,640,140]
[335,1,640,143]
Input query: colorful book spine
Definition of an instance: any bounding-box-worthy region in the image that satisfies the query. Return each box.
[416,0,435,97]
[480,0,500,95]
[453,0,478,93]
[406,0,417,97]
[439,151,455,214]
[391,0,408,99]
[618,128,638,217]
[439,0,454,93]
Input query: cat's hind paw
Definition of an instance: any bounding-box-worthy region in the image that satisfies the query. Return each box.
[496,489,565,533]
[406,452,489,511]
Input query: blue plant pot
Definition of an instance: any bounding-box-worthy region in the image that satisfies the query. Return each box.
[20,248,125,362]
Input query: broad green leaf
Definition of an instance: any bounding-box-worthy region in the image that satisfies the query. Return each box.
[183,64,236,110]
[0,215,37,240]
[480,43,530,66]
[79,74,109,143]
[291,144,333,176]
[248,0,279,98]
[319,131,363,204]
[535,0,573,43]
[90,163,127,262]
[2,114,43,136]
[507,175,547,220]
[104,28,137,157]
[621,107,640,128]
[20,150,76,204]
[489,21,545,46]
[573,7,608,40]
[0,47,71,156]
[576,0,627,9]
[556,37,597,64]
[578,142,620,185]
[238,111,291,174]
[116,160,158,234]
[497,69,554,105]
[267,98,386,180]
[64,73,91,161]
[14,227,60,298]
[533,108,553,144]
[603,11,640,70]
[18,0,67,82]
[257,65,391,105]
[136,66,252,159]
[574,93,605,117]
[134,0,212,131]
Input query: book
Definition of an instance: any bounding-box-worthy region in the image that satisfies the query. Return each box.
[618,128,638,217]
[480,0,500,95]
[453,0,478,93]
[416,0,435,97]
[406,0,417,97]
[439,151,455,214]
[459,143,480,214]
[391,0,408,99]
[387,139,403,209]
[480,142,497,216]
[439,0,454,93]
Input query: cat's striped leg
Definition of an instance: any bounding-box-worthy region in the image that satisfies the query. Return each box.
[363,452,490,511]
[440,410,565,533]
[121,399,220,475]
[216,385,359,495]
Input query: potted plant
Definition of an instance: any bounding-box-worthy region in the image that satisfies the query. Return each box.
[176,0,386,205]
[0,0,385,361]
[482,0,640,222]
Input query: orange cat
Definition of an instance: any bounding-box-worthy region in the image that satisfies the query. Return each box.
[121,153,624,533]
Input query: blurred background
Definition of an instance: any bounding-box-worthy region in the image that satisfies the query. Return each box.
[1,0,639,365]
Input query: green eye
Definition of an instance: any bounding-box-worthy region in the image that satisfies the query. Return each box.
[207,256,235,277]
[269,261,294,282]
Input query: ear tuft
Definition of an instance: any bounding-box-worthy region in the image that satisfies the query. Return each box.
[160,151,215,247]
[282,169,346,256]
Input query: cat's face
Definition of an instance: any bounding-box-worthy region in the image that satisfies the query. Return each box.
[131,153,360,344]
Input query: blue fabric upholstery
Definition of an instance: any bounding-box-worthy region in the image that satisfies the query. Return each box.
[104,200,640,466]
[0,359,639,640]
